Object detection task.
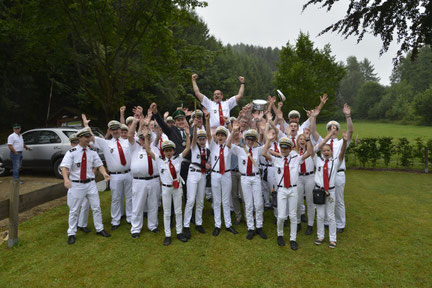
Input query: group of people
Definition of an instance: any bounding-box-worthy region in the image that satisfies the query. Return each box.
[61,74,354,250]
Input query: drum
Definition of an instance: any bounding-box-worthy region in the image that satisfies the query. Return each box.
[96,180,108,191]
[252,99,268,111]
[277,89,286,102]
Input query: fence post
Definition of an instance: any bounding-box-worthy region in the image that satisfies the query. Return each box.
[425,147,429,174]
[8,179,19,247]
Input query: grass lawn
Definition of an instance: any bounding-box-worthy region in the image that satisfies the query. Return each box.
[1,170,431,287]
[316,121,432,142]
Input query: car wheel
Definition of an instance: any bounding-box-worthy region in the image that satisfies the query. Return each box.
[0,163,9,177]
[53,158,63,179]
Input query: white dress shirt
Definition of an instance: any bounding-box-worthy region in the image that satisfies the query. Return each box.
[7,132,24,152]
[60,145,103,180]
[94,137,131,172]
[201,95,237,128]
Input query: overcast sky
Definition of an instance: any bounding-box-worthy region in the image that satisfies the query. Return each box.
[196,0,399,86]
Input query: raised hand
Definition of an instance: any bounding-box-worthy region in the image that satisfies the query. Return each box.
[342,130,348,141]
[277,101,283,110]
[267,130,276,141]
[142,125,150,136]
[232,120,240,131]
[310,108,319,118]
[163,111,169,119]
[343,103,351,117]
[81,114,91,127]
[119,106,126,113]
[184,126,190,136]
[192,74,198,81]
[238,76,245,83]
[204,110,210,121]
[303,127,311,138]
[331,125,338,136]
[150,103,158,114]
[320,93,328,105]
[223,116,230,124]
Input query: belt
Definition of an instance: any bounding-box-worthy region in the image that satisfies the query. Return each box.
[315,185,335,190]
[182,159,191,164]
[212,169,231,174]
[71,178,95,184]
[162,184,173,187]
[337,169,345,172]
[231,168,239,172]
[260,163,273,167]
[110,169,130,175]
[133,175,159,180]
[241,172,260,177]
[277,184,297,188]
[189,168,205,173]
[299,171,314,176]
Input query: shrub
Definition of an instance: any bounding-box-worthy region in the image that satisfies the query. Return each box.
[378,137,394,167]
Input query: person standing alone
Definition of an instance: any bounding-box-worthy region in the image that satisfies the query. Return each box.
[7,123,31,184]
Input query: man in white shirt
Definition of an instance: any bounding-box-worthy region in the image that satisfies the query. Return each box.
[192,73,245,129]
[91,120,133,230]
[60,127,111,245]
[7,123,31,183]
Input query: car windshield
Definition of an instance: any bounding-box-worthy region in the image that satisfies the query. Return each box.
[62,131,77,138]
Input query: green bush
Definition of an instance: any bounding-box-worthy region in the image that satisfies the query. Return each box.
[378,137,394,167]
[396,138,413,167]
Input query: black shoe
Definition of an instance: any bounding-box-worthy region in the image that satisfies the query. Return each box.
[337,228,345,233]
[207,197,213,203]
[305,225,313,235]
[143,212,148,218]
[246,229,255,240]
[234,217,242,225]
[277,236,285,246]
[290,240,299,251]
[177,233,188,242]
[184,227,191,239]
[78,226,91,233]
[256,228,267,240]
[301,214,307,223]
[96,230,111,237]
[212,227,221,236]
[195,225,205,234]
[284,220,288,227]
[151,228,160,233]
[324,224,329,229]
[264,206,271,211]
[163,237,171,246]
[226,226,238,234]
[297,223,302,233]
[111,224,120,231]
[68,235,75,245]
[131,233,140,239]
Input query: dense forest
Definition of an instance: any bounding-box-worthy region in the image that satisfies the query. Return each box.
[1,0,431,133]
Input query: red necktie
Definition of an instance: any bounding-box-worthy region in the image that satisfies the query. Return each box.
[323,159,329,191]
[80,148,87,181]
[147,154,153,176]
[330,139,334,149]
[169,159,179,189]
[218,103,224,126]
[291,136,296,148]
[201,148,206,173]
[284,157,291,188]
[159,137,164,157]
[219,145,225,174]
[300,148,306,174]
[116,139,126,166]
[247,148,253,176]
[273,142,280,153]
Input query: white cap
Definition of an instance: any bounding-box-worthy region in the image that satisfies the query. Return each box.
[326,120,340,131]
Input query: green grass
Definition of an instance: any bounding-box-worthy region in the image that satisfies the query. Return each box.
[1,170,432,287]
[316,121,432,142]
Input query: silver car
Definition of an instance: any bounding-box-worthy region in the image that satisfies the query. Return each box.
[0,127,105,178]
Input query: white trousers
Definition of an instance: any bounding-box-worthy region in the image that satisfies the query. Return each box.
[211,172,233,228]
[241,175,263,230]
[77,196,90,227]
[130,178,159,234]
[109,173,132,225]
[276,187,298,241]
[317,188,336,242]
[67,182,103,236]
[184,171,207,227]
[162,186,183,237]
[335,172,346,229]
[297,174,316,226]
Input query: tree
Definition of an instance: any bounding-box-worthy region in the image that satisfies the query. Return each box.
[414,85,432,124]
[337,56,365,106]
[274,32,345,118]
[360,58,380,82]
[303,0,432,61]
[353,82,386,119]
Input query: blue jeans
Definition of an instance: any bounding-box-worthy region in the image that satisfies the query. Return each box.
[10,151,22,179]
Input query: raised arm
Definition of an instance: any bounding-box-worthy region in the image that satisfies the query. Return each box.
[235,76,245,103]
[81,114,96,143]
[309,108,321,143]
[192,74,205,102]
[301,129,315,160]
[226,122,239,149]
[128,115,140,145]
[181,128,191,158]
[150,103,171,138]
[143,126,156,160]
[119,106,126,124]
[261,137,272,162]
[344,103,354,141]
[191,118,198,147]
[205,111,212,142]
[339,131,349,162]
